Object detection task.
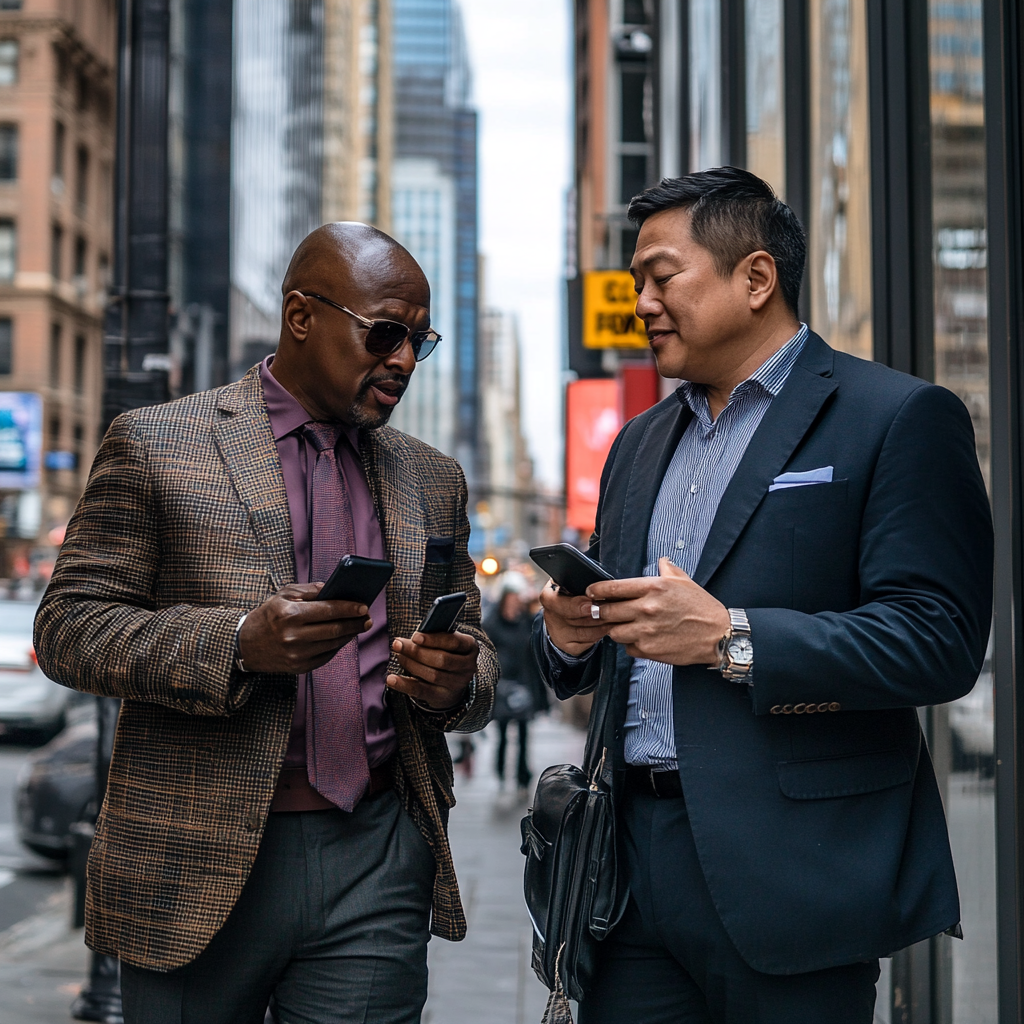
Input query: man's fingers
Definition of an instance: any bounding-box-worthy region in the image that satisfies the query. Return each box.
[279,597,369,623]
[586,578,653,601]
[386,673,465,709]
[406,629,478,653]
[293,618,371,643]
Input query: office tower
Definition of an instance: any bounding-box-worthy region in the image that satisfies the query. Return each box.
[388,0,479,480]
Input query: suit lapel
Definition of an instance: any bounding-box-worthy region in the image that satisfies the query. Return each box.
[612,399,692,579]
[213,367,296,589]
[692,334,838,588]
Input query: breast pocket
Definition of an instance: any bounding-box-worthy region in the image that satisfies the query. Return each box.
[764,480,859,612]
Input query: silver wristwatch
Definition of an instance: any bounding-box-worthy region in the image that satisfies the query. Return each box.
[717,608,753,682]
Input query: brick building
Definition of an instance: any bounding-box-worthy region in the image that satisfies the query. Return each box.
[0,0,115,578]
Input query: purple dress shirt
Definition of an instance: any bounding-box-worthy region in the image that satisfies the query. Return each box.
[260,358,396,810]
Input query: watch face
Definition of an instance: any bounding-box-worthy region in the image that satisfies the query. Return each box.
[727,636,753,666]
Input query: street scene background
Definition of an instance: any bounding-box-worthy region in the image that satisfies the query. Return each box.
[0,0,1006,1022]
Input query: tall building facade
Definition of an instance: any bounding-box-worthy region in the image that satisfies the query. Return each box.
[0,0,116,579]
[477,307,544,560]
[167,0,394,386]
[387,0,479,479]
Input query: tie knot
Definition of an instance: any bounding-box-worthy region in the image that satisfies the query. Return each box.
[303,421,344,453]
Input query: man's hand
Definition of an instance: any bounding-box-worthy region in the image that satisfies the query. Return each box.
[539,580,615,658]
[237,583,371,674]
[586,557,731,665]
[387,630,479,711]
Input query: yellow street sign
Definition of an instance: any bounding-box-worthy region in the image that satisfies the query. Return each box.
[582,270,648,349]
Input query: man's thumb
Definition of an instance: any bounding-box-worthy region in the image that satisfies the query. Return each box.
[658,556,691,580]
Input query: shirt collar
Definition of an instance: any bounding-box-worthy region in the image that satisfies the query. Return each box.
[259,356,361,453]
[677,323,809,422]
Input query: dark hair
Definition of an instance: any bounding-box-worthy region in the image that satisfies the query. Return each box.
[627,166,807,315]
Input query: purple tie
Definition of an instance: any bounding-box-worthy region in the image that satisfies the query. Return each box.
[303,422,370,812]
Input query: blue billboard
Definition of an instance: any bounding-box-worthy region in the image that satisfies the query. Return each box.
[0,392,43,490]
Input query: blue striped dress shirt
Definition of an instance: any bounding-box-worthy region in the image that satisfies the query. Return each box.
[623,324,808,767]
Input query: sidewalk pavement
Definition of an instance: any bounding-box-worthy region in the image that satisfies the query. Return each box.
[424,714,584,1024]
[0,713,584,1024]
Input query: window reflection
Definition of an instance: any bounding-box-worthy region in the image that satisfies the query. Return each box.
[928,2,996,1021]
[809,0,872,359]
[744,0,784,196]
[689,0,720,170]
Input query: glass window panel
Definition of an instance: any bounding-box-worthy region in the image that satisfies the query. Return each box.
[0,219,15,282]
[0,40,17,87]
[620,69,647,144]
[622,0,647,26]
[0,319,11,376]
[809,0,872,359]
[620,154,647,205]
[744,0,785,196]
[0,124,16,181]
[689,0,721,170]
[927,2,996,1022]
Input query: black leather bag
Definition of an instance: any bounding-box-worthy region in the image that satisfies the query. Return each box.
[520,643,627,1021]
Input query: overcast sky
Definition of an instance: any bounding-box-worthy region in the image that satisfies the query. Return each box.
[458,0,571,488]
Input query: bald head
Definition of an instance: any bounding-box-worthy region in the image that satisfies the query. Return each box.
[282,222,428,308]
[271,222,434,429]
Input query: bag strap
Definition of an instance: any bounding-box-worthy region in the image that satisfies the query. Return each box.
[582,641,616,780]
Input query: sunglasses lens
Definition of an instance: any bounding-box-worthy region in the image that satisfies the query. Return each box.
[364,320,409,355]
[411,333,440,362]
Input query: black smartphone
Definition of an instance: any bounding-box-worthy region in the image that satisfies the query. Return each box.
[417,592,468,634]
[316,555,395,605]
[529,543,615,597]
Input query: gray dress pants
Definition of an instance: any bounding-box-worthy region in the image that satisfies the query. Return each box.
[120,789,435,1024]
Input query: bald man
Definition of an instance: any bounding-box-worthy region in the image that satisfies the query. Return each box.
[35,223,498,1024]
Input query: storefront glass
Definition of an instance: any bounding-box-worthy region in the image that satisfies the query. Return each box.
[808,0,872,359]
[927,2,997,1021]
[689,0,721,170]
[744,0,785,196]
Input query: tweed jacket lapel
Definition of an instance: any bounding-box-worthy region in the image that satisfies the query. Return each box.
[213,366,296,590]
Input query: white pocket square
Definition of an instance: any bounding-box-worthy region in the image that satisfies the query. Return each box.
[769,466,834,492]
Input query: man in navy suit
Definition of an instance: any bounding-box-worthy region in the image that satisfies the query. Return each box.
[537,167,993,1024]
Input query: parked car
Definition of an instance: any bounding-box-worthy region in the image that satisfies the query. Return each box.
[15,701,96,861]
[0,599,70,740]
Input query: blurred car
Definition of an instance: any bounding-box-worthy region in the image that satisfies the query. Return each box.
[949,671,995,777]
[15,702,96,861]
[0,599,69,740]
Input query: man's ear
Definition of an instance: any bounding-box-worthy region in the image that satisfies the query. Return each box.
[282,290,313,342]
[745,251,779,312]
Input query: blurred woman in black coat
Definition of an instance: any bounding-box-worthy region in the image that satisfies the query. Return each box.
[484,577,550,791]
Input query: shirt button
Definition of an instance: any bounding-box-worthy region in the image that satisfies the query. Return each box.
[640,710,648,720]
[690,484,698,493]
[675,540,685,549]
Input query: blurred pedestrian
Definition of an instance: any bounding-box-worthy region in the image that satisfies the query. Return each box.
[34,222,497,1024]
[485,573,549,792]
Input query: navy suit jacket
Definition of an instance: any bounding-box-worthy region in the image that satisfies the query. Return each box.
[537,333,993,975]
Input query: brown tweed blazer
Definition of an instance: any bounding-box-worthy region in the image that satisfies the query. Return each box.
[33,366,497,972]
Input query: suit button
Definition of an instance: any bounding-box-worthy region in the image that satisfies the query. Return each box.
[829,702,841,712]
[244,811,261,832]
[782,705,794,715]
[770,705,782,715]
[793,703,806,714]
[817,703,829,713]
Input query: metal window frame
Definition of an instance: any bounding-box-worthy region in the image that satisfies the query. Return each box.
[867,0,935,380]
[983,2,1024,1022]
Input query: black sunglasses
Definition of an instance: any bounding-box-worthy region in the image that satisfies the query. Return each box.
[301,292,441,362]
